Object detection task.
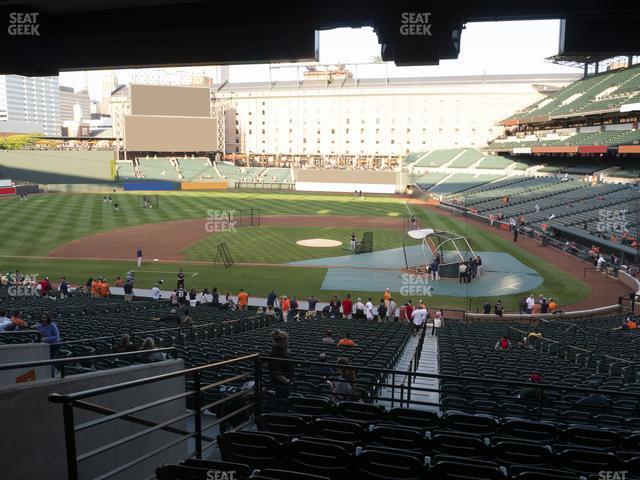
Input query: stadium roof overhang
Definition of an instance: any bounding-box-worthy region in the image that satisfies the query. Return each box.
[0,0,639,75]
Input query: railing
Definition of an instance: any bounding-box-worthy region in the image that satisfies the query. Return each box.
[55,314,271,349]
[50,353,640,479]
[0,329,41,343]
[0,347,176,378]
[49,353,260,480]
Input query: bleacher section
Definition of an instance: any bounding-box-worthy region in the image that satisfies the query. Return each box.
[448,149,483,168]
[412,149,464,168]
[177,158,222,181]
[506,63,640,122]
[413,172,450,190]
[490,129,640,150]
[476,155,514,169]
[263,167,293,183]
[137,158,180,181]
[116,162,136,179]
[216,162,244,181]
[429,173,504,196]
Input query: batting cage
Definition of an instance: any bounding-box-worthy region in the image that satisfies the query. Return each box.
[355,231,374,254]
[237,208,261,227]
[138,195,159,209]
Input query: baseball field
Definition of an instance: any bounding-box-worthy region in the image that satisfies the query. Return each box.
[0,190,593,311]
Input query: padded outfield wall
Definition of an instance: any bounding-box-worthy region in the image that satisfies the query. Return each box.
[0,150,115,184]
[294,169,403,193]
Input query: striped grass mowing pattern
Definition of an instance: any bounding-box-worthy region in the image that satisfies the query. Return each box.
[0,191,409,257]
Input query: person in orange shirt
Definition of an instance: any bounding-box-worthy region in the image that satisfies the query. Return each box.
[281,295,291,322]
[383,288,391,306]
[99,279,110,297]
[337,332,357,347]
[91,278,99,298]
[237,289,249,311]
[548,298,558,312]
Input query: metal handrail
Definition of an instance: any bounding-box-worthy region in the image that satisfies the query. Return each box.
[49,353,259,403]
[0,347,176,371]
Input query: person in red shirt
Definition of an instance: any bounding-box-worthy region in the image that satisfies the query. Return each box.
[281,295,291,322]
[38,277,51,297]
[342,294,353,319]
[405,301,414,324]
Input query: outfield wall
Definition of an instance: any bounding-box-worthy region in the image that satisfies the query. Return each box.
[294,169,400,193]
[0,150,115,184]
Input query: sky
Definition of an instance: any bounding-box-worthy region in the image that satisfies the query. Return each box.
[60,19,580,100]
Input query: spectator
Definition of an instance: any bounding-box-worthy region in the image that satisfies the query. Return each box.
[330,357,357,402]
[483,301,491,315]
[322,330,336,345]
[495,335,510,350]
[36,312,60,344]
[115,333,135,353]
[140,337,165,361]
[430,260,439,281]
[622,317,637,330]
[531,301,541,315]
[387,297,397,322]
[268,329,295,411]
[329,296,341,319]
[518,373,543,404]
[308,295,318,318]
[540,298,549,314]
[10,310,28,330]
[267,290,277,310]
[364,298,375,320]
[575,380,609,411]
[312,353,333,378]
[59,277,69,298]
[518,297,528,314]
[353,297,364,319]
[123,280,134,301]
[526,294,535,314]
[290,296,299,321]
[151,283,161,300]
[342,294,353,320]
[114,276,125,287]
[0,309,13,331]
[376,299,387,322]
[281,295,291,322]
[211,287,220,308]
[411,304,427,336]
[337,332,358,347]
[432,310,443,336]
[548,298,558,312]
[495,300,504,316]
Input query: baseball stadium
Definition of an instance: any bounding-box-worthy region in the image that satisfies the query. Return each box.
[1,2,640,480]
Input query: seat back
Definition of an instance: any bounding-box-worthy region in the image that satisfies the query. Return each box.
[388,408,439,429]
[357,448,426,480]
[337,401,385,422]
[218,431,284,469]
[286,438,355,477]
[429,460,507,480]
[257,413,309,436]
[312,418,368,443]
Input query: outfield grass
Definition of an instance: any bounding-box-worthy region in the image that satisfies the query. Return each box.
[0,191,409,256]
[0,191,591,312]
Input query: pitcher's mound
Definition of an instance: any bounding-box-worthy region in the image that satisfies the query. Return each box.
[296,238,343,248]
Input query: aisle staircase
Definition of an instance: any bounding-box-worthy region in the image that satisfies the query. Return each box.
[377,325,439,411]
